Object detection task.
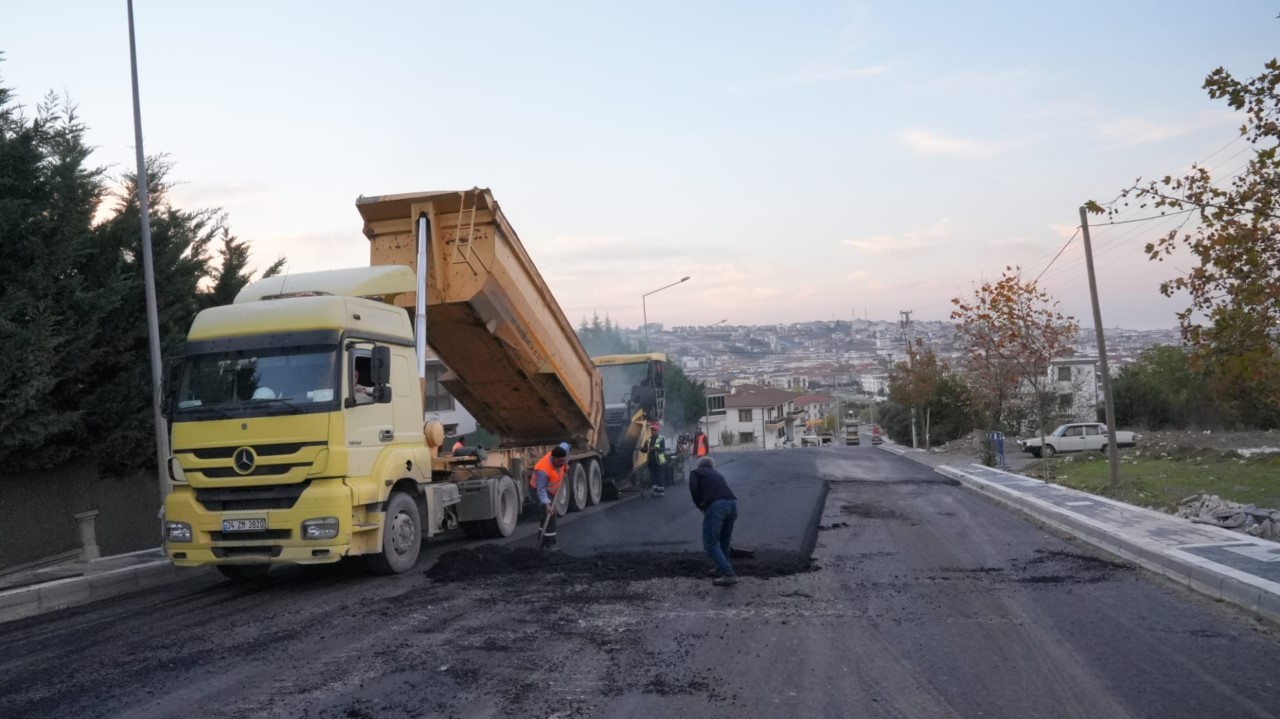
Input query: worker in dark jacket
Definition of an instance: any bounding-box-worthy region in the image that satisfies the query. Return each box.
[688,456,738,586]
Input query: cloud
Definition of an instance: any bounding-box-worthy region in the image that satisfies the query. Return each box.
[904,68,1032,96]
[719,60,888,95]
[170,181,271,208]
[900,129,1016,158]
[989,237,1037,247]
[1095,118,1197,145]
[1050,223,1078,239]
[850,269,870,280]
[843,218,949,254]
[790,65,888,84]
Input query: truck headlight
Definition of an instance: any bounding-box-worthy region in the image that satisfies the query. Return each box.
[165,521,193,543]
[302,517,339,540]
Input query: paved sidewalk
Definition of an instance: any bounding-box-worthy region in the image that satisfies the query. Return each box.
[881,443,1280,624]
[0,548,198,624]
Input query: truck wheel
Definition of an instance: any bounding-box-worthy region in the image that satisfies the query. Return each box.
[1099,444,1108,454]
[554,481,569,517]
[586,460,603,506]
[368,491,421,575]
[569,463,589,513]
[481,476,519,537]
[216,564,270,582]
[1043,445,1057,458]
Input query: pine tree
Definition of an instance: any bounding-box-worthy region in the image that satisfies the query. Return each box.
[0,76,108,469]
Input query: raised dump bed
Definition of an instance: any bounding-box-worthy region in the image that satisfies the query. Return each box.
[356,189,605,450]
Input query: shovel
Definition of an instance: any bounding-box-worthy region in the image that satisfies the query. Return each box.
[535,508,554,548]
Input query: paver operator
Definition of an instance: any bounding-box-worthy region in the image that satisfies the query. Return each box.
[646,423,669,497]
[531,443,570,550]
[688,456,739,586]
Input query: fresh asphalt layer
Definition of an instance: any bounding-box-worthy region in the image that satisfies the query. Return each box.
[556,453,827,556]
[4,445,1280,718]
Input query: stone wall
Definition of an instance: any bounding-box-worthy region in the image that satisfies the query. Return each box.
[0,462,159,570]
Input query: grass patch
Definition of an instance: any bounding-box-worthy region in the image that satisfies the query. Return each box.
[1022,453,1280,511]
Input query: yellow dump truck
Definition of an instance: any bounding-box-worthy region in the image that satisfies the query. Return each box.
[160,189,664,578]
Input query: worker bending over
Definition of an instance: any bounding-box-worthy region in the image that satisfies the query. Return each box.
[531,443,570,550]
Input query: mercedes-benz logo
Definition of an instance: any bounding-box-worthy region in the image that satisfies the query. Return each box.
[232,447,256,474]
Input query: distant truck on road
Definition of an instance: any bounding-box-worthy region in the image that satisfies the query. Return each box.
[1019,422,1140,458]
[845,423,860,446]
[161,189,665,579]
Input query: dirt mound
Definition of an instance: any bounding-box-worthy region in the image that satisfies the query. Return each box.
[425,544,815,583]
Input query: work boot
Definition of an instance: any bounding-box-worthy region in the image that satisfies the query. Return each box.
[706,567,722,578]
[712,575,738,587]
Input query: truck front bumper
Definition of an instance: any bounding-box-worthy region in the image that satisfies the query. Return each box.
[163,478,355,567]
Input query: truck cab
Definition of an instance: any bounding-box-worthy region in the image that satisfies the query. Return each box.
[162,267,447,580]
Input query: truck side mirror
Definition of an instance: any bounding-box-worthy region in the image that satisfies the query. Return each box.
[371,345,392,385]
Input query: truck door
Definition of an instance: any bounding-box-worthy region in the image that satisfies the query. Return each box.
[345,346,395,478]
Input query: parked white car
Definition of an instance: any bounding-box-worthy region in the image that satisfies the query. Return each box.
[1020,422,1140,458]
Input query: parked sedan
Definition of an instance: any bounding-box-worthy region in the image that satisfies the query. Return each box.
[1020,422,1140,458]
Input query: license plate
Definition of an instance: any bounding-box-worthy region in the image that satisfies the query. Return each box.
[222,518,267,532]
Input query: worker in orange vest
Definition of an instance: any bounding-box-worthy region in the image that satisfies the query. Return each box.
[693,429,709,458]
[451,435,466,453]
[530,442,570,549]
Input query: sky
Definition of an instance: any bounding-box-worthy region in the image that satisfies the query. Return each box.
[3,1,1277,331]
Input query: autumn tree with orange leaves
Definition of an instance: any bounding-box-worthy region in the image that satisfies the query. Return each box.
[950,268,1080,462]
[888,339,947,449]
[1093,59,1280,427]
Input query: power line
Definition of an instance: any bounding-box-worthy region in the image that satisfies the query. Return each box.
[1032,227,1080,284]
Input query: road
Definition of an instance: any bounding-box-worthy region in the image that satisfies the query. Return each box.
[3,446,1280,718]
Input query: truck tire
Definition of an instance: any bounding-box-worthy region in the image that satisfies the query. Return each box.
[368,491,421,575]
[1043,444,1057,458]
[216,564,270,582]
[461,477,520,538]
[554,481,569,517]
[484,476,520,537]
[586,460,603,506]
[569,462,589,513]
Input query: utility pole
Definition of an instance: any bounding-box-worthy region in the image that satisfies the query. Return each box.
[1079,207,1120,488]
[128,0,171,508]
[900,310,918,448]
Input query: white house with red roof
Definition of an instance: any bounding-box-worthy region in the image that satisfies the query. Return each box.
[723,384,803,450]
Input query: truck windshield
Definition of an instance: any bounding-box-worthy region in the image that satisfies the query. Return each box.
[598,363,649,405]
[174,344,339,419]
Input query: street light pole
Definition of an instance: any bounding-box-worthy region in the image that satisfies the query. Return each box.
[641,276,690,351]
[128,0,171,507]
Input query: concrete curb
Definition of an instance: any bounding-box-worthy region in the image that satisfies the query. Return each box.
[0,559,196,625]
[932,461,1280,625]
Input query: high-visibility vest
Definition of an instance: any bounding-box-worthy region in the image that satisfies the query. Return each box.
[649,435,667,465]
[530,452,566,495]
[694,433,709,457]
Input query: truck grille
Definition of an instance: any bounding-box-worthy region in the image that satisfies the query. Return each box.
[200,464,299,479]
[188,442,325,460]
[195,481,310,512]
